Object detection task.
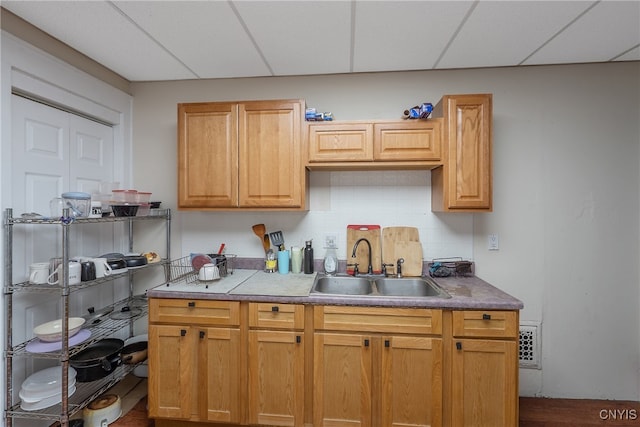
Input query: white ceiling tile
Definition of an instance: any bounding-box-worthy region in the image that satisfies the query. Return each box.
[437,0,594,69]
[2,1,194,81]
[352,1,473,72]
[113,1,270,79]
[2,0,636,81]
[524,0,640,65]
[232,1,352,76]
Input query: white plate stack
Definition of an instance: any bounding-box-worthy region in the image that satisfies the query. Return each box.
[19,366,77,411]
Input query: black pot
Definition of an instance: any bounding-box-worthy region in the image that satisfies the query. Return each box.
[70,338,124,382]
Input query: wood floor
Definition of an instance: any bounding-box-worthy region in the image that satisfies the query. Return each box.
[102,377,640,427]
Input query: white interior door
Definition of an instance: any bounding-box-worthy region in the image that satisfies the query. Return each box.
[10,95,121,386]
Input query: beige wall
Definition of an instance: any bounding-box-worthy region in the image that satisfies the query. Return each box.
[131,62,640,400]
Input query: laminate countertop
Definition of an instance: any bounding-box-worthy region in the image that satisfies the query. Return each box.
[148,269,523,310]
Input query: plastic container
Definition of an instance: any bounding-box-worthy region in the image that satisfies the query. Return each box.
[136,192,152,204]
[136,203,150,217]
[123,190,138,203]
[111,189,126,203]
[111,204,139,217]
[61,192,91,218]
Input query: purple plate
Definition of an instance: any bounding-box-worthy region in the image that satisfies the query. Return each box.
[26,329,91,353]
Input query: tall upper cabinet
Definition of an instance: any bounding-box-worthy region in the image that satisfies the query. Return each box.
[431,94,493,212]
[178,99,306,210]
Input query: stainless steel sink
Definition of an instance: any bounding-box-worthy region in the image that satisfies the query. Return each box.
[311,275,450,298]
[312,276,373,295]
[374,277,450,298]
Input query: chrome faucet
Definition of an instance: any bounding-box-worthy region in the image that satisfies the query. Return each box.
[351,238,374,275]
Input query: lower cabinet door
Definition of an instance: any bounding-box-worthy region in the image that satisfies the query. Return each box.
[201,327,242,423]
[148,324,195,420]
[148,325,241,423]
[248,330,305,426]
[313,333,372,427]
[451,339,518,426]
[381,336,443,427]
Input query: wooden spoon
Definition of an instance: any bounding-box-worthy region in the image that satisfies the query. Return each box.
[252,224,270,254]
[252,224,266,239]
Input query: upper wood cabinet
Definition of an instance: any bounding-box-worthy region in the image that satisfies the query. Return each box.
[178,99,306,210]
[307,119,441,168]
[431,94,493,212]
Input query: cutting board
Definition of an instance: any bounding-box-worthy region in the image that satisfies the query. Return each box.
[382,226,420,262]
[382,227,422,275]
[393,241,423,277]
[346,225,382,274]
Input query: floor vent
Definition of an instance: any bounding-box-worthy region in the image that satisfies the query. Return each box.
[519,322,541,369]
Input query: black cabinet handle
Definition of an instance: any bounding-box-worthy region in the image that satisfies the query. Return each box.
[199,330,205,339]
[181,329,187,337]
[482,313,491,320]
[456,342,462,350]
[188,301,195,307]
[296,335,301,344]
[364,339,370,347]
[384,340,390,348]
[271,306,279,312]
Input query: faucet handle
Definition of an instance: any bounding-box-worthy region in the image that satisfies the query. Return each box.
[347,263,360,276]
[382,263,394,277]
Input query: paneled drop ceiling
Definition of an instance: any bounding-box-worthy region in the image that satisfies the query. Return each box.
[2,0,639,82]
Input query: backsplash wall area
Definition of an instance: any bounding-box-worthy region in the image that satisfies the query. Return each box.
[178,170,473,262]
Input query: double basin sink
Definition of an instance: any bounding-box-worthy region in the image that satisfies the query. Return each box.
[311,274,450,299]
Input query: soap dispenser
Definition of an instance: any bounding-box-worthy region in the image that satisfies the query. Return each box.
[323,243,338,275]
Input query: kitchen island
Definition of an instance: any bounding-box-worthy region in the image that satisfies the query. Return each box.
[147,270,523,427]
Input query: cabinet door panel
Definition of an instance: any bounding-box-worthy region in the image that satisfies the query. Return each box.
[308,122,374,162]
[178,103,238,208]
[248,330,305,426]
[451,339,518,427]
[446,95,492,209]
[381,336,442,427]
[201,327,241,423]
[374,121,441,161]
[238,100,303,208]
[314,333,372,427]
[148,325,194,420]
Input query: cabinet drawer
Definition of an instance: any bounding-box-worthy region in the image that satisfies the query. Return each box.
[374,120,441,161]
[149,298,240,326]
[308,122,373,162]
[452,310,518,338]
[314,306,442,335]
[249,303,305,330]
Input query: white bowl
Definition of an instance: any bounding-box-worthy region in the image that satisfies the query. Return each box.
[33,317,85,342]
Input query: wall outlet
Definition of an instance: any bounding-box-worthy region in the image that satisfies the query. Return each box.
[324,233,337,248]
[488,234,499,250]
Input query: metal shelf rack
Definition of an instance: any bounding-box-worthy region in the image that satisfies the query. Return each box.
[3,208,171,426]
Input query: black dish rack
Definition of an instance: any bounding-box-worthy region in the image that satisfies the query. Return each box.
[429,257,473,277]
